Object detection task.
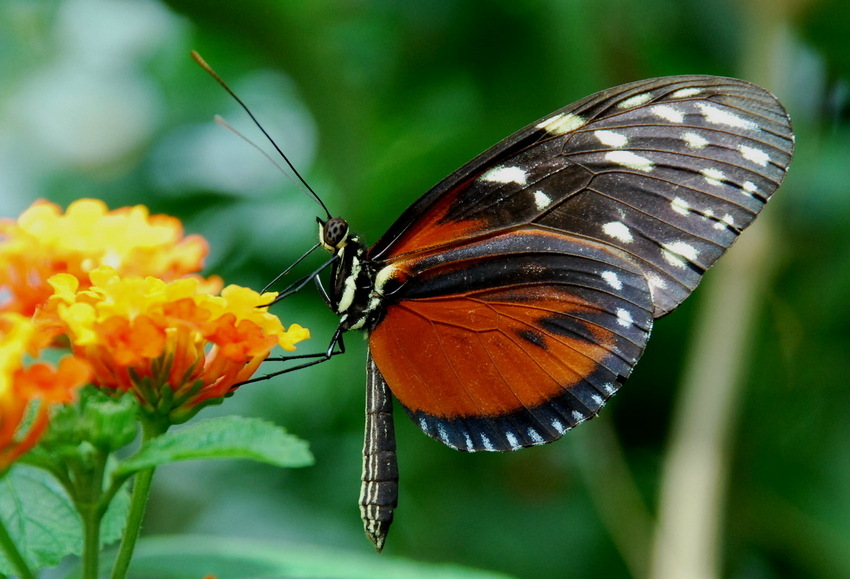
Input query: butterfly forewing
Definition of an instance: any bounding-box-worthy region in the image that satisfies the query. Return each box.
[369,75,793,316]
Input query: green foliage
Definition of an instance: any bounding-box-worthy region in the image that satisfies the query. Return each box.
[116,416,314,474]
[123,535,515,579]
[0,465,129,573]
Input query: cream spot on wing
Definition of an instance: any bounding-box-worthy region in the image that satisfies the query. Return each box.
[714,214,735,230]
[661,241,699,268]
[533,190,552,210]
[682,131,709,149]
[536,112,586,135]
[619,92,653,108]
[601,271,624,290]
[616,308,634,327]
[672,87,702,98]
[605,150,655,172]
[480,165,528,185]
[671,197,690,216]
[594,130,629,147]
[602,221,634,243]
[702,167,726,187]
[738,144,770,166]
[696,103,756,129]
[651,104,685,123]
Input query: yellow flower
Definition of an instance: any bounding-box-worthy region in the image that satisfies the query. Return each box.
[43,267,309,423]
[0,199,218,316]
[0,312,90,471]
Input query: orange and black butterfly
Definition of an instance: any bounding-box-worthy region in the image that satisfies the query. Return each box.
[196,56,793,551]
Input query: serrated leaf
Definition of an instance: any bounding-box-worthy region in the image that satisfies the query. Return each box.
[0,464,132,574]
[116,416,313,475]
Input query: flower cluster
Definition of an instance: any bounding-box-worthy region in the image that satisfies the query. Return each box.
[1,198,307,464]
[0,199,215,316]
[43,267,308,422]
[0,312,90,471]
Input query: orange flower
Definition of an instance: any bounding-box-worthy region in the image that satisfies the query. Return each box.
[0,199,218,316]
[43,267,309,423]
[0,312,90,471]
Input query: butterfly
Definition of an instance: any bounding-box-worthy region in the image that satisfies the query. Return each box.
[194,55,793,552]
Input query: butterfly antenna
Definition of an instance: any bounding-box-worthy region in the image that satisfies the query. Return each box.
[191,50,332,220]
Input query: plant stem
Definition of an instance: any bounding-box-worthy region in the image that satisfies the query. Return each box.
[0,514,36,579]
[109,418,167,579]
[80,503,102,579]
[108,466,155,579]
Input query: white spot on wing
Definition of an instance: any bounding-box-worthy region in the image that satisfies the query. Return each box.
[742,181,758,197]
[591,394,604,406]
[601,270,623,290]
[662,241,699,268]
[505,431,519,449]
[696,103,756,129]
[616,308,634,327]
[671,197,691,216]
[602,383,616,395]
[528,428,544,444]
[571,410,585,422]
[594,129,629,147]
[672,87,702,98]
[619,92,653,108]
[651,104,685,123]
[682,131,709,149]
[537,112,586,135]
[464,432,474,451]
[702,167,726,187]
[533,190,552,210]
[480,165,528,185]
[438,423,451,445]
[552,419,567,435]
[714,214,735,230]
[738,144,771,166]
[602,221,634,243]
[646,273,667,291]
[480,433,495,451]
[605,150,655,172]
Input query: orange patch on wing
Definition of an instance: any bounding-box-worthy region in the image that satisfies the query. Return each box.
[378,184,486,258]
[369,287,615,419]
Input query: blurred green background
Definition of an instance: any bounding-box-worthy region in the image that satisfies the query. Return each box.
[2,0,848,577]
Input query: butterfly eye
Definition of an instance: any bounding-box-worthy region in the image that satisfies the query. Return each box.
[321,217,350,249]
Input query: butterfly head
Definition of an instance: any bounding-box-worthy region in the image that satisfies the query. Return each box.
[318,216,351,252]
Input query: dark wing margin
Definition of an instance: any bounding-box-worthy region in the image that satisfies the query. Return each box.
[369,75,793,317]
[360,354,398,551]
[369,230,654,451]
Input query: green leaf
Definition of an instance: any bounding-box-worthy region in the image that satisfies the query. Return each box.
[124,535,516,579]
[0,465,79,573]
[0,464,129,573]
[116,416,313,475]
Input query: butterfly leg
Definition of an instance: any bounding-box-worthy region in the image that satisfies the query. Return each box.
[237,326,346,385]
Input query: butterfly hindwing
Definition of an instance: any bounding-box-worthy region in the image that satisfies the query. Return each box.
[368,230,654,451]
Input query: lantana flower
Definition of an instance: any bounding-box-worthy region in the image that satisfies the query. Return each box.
[0,198,217,315]
[41,266,309,424]
[0,312,90,471]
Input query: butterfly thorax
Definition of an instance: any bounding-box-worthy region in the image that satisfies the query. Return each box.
[321,218,387,332]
